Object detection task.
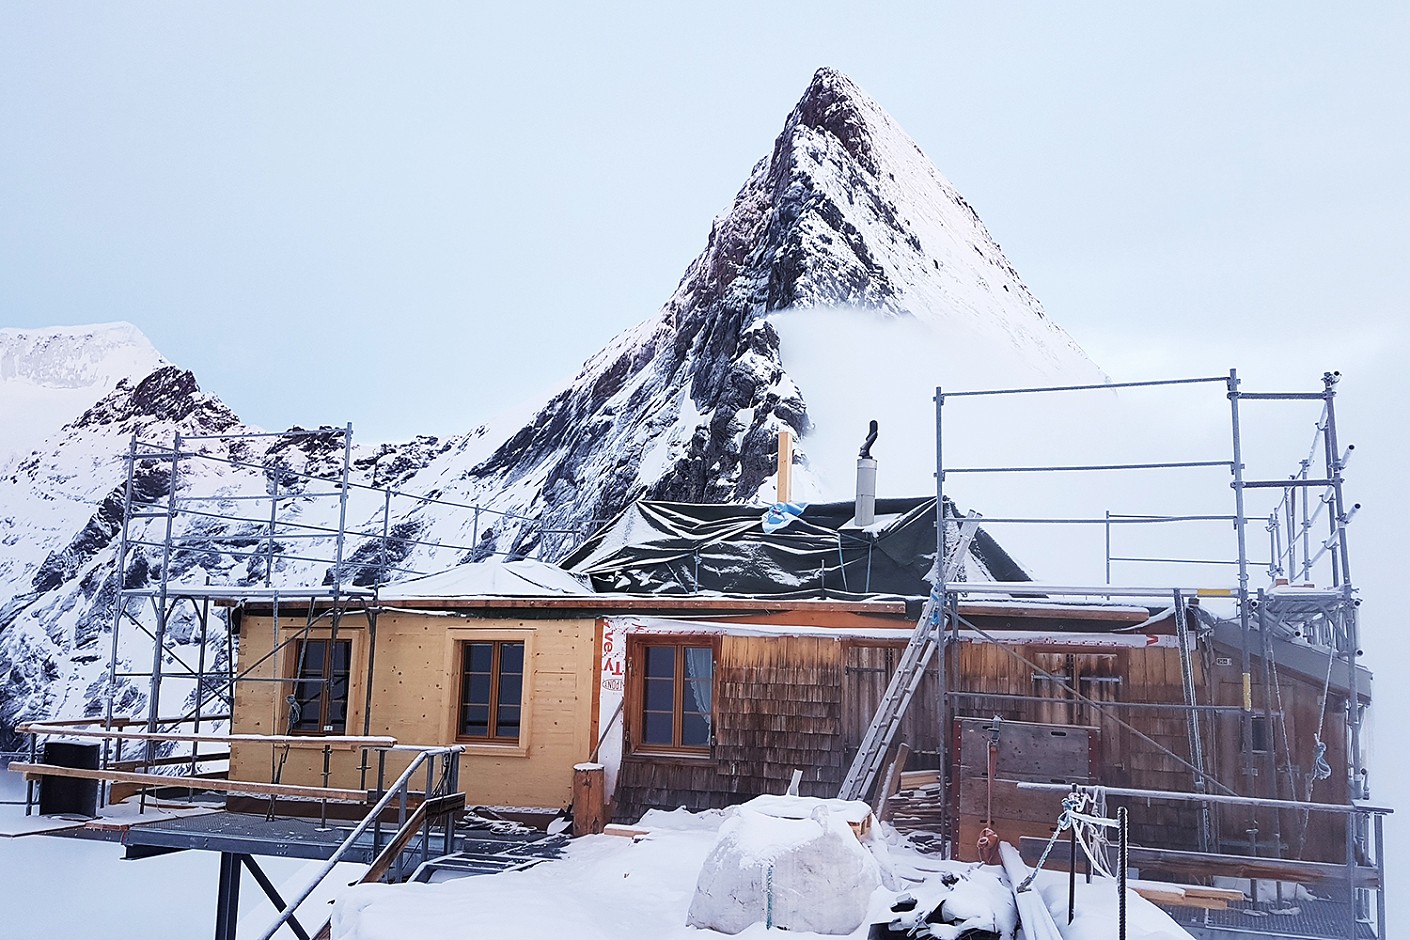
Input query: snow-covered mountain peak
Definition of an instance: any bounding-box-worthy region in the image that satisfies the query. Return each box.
[0,68,1108,740]
[787,67,893,174]
[0,322,166,391]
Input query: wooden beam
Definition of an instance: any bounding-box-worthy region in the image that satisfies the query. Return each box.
[1131,886,1228,910]
[874,743,911,822]
[16,725,395,750]
[238,596,910,615]
[959,602,1155,623]
[9,762,367,803]
[572,763,608,837]
[20,714,231,729]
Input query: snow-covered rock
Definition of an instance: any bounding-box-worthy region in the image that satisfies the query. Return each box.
[686,798,881,935]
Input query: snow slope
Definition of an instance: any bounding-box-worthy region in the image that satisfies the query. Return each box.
[0,68,1108,739]
[0,322,167,470]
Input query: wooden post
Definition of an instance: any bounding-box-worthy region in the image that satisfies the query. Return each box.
[777,429,793,503]
[573,762,608,837]
[873,742,911,821]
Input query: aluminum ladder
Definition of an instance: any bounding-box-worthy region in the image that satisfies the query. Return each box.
[838,511,982,801]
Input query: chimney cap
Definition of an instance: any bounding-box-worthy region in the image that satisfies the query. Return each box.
[859,419,878,460]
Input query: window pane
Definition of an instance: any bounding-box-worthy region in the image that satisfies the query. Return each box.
[290,679,321,731]
[683,647,712,716]
[495,705,521,739]
[466,674,492,705]
[468,643,493,673]
[645,677,674,712]
[498,673,522,706]
[462,704,489,737]
[644,712,673,744]
[499,642,524,674]
[326,641,351,733]
[300,640,326,676]
[682,712,711,747]
[645,646,676,678]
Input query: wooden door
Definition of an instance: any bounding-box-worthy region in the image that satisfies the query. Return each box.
[842,642,942,768]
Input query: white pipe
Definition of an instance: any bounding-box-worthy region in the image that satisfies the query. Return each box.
[998,842,1064,940]
[855,458,876,527]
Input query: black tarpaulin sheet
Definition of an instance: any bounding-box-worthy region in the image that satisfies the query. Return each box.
[560,497,1029,599]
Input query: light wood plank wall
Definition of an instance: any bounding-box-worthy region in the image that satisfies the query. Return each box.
[230,611,599,810]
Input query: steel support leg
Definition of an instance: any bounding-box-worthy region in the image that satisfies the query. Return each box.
[214,852,242,940]
[240,854,311,940]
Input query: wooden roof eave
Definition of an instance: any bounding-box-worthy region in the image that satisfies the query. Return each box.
[231,594,912,617]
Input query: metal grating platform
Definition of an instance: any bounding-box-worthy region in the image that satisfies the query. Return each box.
[112,810,567,870]
[1158,886,1378,940]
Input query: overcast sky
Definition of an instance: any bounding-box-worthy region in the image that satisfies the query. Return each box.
[4,1,1409,921]
[2,4,1404,439]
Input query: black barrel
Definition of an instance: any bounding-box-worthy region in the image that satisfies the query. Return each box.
[39,741,100,817]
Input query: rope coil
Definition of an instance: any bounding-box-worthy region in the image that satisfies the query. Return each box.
[1016,789,1117,892]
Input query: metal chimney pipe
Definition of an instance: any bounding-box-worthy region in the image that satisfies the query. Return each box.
[855,420,878,527]
[855,457,877,527]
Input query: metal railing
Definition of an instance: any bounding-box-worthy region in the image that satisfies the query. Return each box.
[255,744,463,940]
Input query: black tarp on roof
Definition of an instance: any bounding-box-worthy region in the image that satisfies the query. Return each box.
[559,496,1029,600]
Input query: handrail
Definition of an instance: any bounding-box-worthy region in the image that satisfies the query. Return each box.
[16,723,396,750]
[1015,780,1394,816]
[254,745,462,940]
[8,762,363,802]
[20,714,231,729]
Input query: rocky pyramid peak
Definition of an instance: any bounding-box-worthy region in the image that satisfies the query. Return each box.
[786,67,890,175]
[479,68,1102,522]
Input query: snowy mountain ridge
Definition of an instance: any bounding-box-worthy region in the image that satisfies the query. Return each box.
[0,321,165,389]
[0,321,169,471]
[0,68,1104,741]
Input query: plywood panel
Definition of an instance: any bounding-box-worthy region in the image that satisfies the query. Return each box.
[956,718,1096,781]
[958,777,1066,825]
[231,611,599,811]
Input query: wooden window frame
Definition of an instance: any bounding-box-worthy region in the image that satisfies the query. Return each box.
[455,639,526,745]
[625,636,719,758]
[287,637,352,735]
[1242,713,1274,754]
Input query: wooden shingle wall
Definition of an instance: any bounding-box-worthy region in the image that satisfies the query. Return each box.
[947,642,1210,852]
[1205,649,1351,862]
[613,634,845,822]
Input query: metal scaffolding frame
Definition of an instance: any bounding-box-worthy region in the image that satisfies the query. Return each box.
[91,423,598,809]
[928,370,1383,938]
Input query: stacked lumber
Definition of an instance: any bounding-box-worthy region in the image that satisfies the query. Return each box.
[883,773,946,850]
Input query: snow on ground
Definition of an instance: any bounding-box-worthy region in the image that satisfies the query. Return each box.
[1029,868,1194,940]
[327,805,1018,940]
[0,768,363,940]
[1,769,1184,940]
